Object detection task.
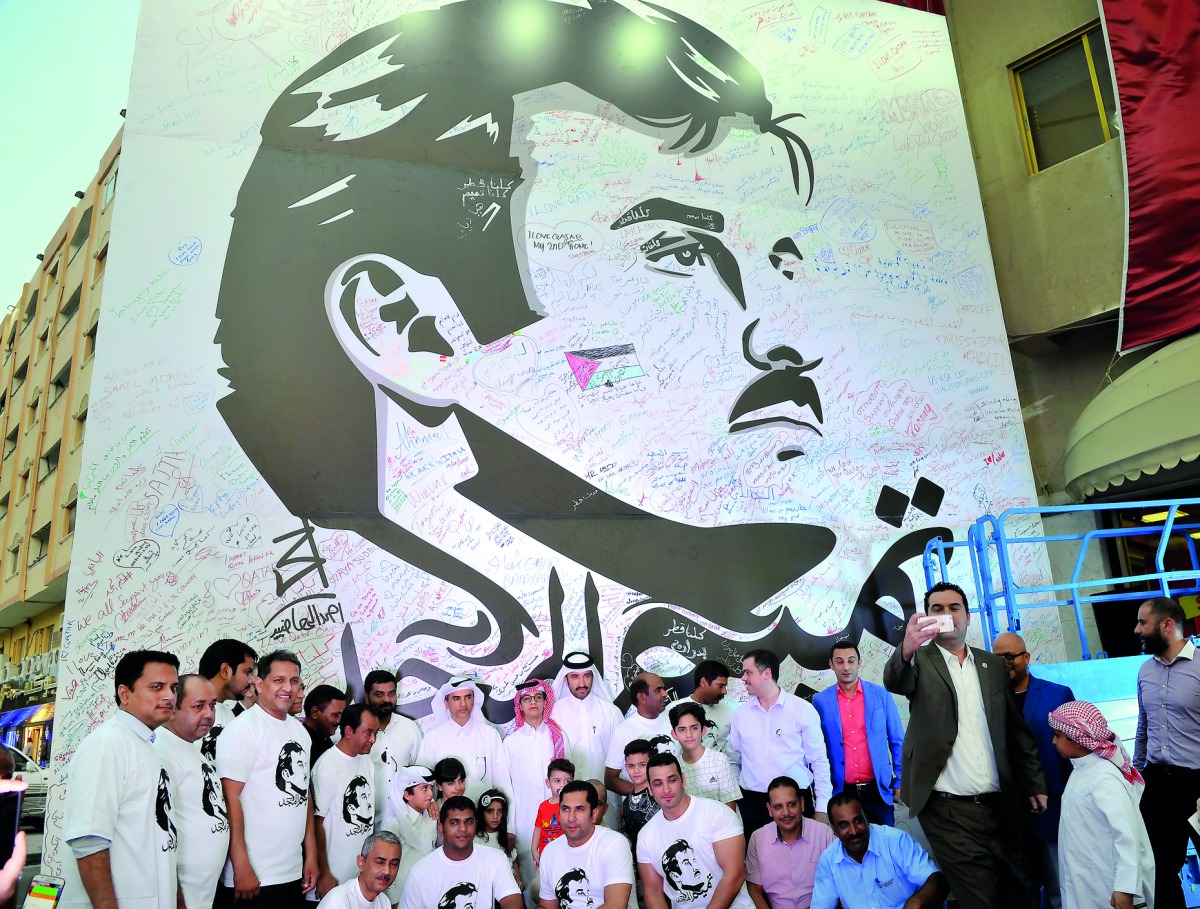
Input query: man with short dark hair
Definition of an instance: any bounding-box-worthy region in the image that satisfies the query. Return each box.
[400,796,523,909]
[991,631,1074,908]
[667,662,737,766]
[198,639,259,761]
[303,685,349,768]
[61,650,181,909]
[811,642,903,826]
[1133,595,1200,909]
[729,650,830,835]
[365,669,424,821]
[156,673,230,909]
[316,832,402,909]
[313,704,381,899]
[218,650,318,909]
[637,753,751,909]
[745,776,833,909]
[810,793,948,909]
[883,582,1045,909]
[605,674,674,798]
[538,781,633,909]
[417,677,511,801]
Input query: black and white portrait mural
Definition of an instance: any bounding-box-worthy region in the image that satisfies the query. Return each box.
[50,0,1061,869]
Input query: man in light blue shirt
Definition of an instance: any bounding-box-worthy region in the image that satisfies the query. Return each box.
[810,792,948,909]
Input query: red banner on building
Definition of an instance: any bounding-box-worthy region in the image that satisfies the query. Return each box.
[1108,0,1200,350]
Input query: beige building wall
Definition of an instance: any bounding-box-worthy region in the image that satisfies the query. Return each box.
[0,131,120,715]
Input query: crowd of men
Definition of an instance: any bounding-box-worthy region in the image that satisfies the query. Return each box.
[58,585,1187,909]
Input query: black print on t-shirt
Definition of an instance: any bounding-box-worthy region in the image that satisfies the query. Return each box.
[341,775,373,834]
[437,882,478,909]
[201,761,230,833]
[647,735,674,756]
[275,741,310,807]
[200,725,223,762]
[554,868,596,909]
[157,768,179,852]
[661,839,712,903]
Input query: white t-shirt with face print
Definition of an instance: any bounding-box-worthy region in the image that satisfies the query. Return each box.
[313,748,376,886]
[636,796,752,909]
[156,726,230,909]
[399,846,520,909]
[218,704,312,886]
[539,825,634,909]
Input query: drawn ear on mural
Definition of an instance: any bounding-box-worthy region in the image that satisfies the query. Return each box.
[325,252,478,407]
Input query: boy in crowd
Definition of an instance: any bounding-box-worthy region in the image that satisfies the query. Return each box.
[620,740,660,854]
[670,704,740,810]
[532,758,576,865]
[384,766,439,904]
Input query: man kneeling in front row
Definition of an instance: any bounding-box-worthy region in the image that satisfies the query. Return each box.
[318,833,402,909]
[810,793,949,909]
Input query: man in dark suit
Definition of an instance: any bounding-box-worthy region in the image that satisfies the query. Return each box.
[992,632,1074,909]
[883,582,1046,909]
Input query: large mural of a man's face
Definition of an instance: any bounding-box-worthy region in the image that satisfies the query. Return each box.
[214,0,971,713]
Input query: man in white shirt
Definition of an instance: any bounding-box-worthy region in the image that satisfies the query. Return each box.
[539,781,633,909]
[636,754,751,909]
[605,674,675,799]
[61,649,181,909]
[504,678,572,887]
[883,582,1046,909]
[364,670,424,824]
[666,662,738,768]
[155,673,230,909]
[198,639,258,762]
[217,650,319,909]
[417,677,511,802]
[552,654,624,827]
[729,650,830,835]
[399,796,523,909]
[314,705,382,899]
[316,832,402,909]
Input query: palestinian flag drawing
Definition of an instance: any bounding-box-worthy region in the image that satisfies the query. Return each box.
[565,344,645,390]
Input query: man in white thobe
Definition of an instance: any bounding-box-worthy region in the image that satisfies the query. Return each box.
[552,653,623,825]
[416,676,512,802]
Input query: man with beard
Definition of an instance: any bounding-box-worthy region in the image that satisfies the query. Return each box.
[316,832,403,909]
[1133,596,1200,909]
[553,654,624,825]
[313,705,381,899]
[364,670,424,823]
[990,632,1074,908]
[745,776,833,909]
[61,650,181,909]
[810,793,947,909]
[218,650,318,909]
[156,673,231,909]
[636,754,750,909]
[538,781,633,909]
[198,640,258,762]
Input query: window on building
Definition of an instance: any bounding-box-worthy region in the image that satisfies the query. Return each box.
[73,397,88,448]
[17,463,29,499]
[1012,23,1119,173]
[84,319,98,361]
[51,361,71,404]
[6,541,18,578]
[59,286,82,332]
[0,493,7,521]
[28,524,50,566]
[93,236,109,284]
[102,168,118,208]
[3,428,15,459]
[11,360,26,395]
[3,326,14,362]
[63,497,77,539]
[0,390,5,416]
[23,290,38,326]
[68,207,93,262]
[39,441,60,482]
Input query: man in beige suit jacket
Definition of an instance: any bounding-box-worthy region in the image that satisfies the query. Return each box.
[883,582,1046,909]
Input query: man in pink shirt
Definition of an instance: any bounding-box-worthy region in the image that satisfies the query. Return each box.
[811,642,904,826]
[746,776,835,909]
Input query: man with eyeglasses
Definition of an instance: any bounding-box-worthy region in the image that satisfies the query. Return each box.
[505,678,573,896]
[991,633,1074,909]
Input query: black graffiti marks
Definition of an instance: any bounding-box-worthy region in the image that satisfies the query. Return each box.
[269,518,342,640]
[273,518,330,596]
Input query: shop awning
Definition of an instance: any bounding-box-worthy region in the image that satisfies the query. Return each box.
[26,703,54,724]
[1064,332,1200,500]
[0,706,39,729]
